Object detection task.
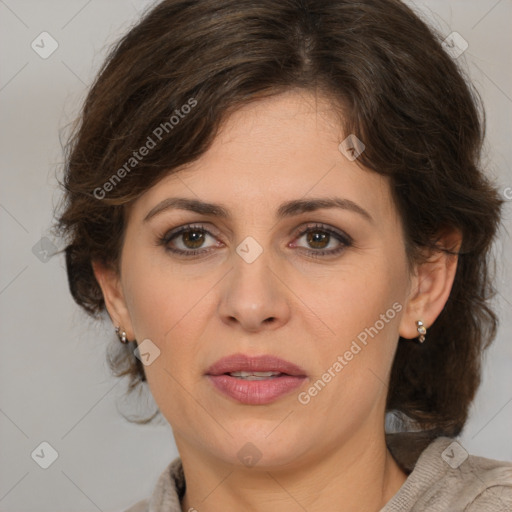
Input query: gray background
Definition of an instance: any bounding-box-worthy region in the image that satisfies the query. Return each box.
[0,1,511,510]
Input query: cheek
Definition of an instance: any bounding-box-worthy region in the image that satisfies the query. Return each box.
[121,252,207,417]
[320,256,406,340]
[308,252,409,408]
[122,243,199,339]
[121,247,214,384]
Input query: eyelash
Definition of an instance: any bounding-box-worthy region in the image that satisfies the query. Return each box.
[157,223,353,259]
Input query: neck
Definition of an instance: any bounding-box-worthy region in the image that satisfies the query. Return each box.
[177,430,407,512]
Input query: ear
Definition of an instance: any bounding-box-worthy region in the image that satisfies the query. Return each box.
[398,228,462,340]
[92,260,135,341]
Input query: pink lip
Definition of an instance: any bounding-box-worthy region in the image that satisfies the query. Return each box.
[205,353,307,405]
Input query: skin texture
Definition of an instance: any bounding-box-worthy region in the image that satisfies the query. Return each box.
[93,90,460,511]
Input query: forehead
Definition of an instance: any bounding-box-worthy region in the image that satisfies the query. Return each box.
[128,90,396,225]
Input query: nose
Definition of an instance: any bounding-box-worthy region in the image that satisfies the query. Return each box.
[218,246,291,333]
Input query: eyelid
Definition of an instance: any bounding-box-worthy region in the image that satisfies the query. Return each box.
[160,222,351,243]
[159,223,220,245]
[158,221,353,257]
[291,222,353,245]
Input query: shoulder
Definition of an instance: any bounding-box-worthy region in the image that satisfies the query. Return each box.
[417,437,512,511]
[121,457,185,512]
[384,434,512,511]
[456,446,512,511]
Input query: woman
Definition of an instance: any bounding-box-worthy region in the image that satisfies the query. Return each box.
[54,0,512,510]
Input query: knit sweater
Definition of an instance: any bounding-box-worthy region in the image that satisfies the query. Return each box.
[124,433,512,511]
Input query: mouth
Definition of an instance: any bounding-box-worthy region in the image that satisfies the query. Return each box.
[225,370,285,380]
[205,353,307,405]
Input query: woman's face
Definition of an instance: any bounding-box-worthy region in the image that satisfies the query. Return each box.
[112,90,416,468]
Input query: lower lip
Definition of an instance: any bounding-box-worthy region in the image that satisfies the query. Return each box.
[207,374,307,405]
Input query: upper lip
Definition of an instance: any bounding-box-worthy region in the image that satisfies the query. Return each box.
[206,353,307,376]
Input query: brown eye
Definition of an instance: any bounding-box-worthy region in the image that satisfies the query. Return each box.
[158,222,352,259]
[293,223,352,258]
[305,230,330,249]
[180,229,207,249]
[159,224,219,256]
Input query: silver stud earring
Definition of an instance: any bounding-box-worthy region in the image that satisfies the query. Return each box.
[115,326,128,344]
[416,320,427,343]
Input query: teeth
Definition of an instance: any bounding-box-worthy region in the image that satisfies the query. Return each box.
[229,371,282,380]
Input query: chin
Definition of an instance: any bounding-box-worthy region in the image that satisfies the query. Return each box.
[217,426,312,470]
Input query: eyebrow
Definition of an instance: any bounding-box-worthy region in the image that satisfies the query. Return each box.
[143,196,373,224]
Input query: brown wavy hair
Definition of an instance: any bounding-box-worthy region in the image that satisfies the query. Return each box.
[54,0,504,436]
